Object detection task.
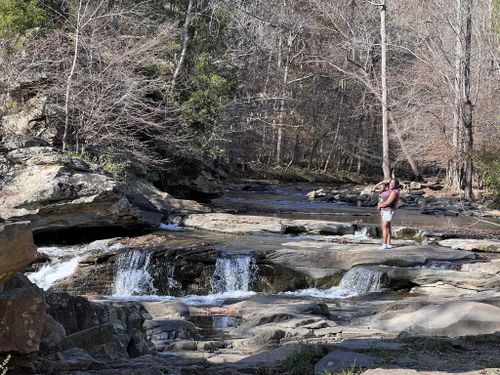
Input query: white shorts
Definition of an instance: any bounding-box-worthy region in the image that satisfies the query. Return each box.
[381,210,395,222]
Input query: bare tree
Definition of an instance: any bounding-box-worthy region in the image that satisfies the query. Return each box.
[170,0,194,92]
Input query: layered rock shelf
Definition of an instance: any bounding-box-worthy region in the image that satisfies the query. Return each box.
[1,183,499,374]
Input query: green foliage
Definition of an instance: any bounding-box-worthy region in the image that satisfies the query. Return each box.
[180,52,232,132]
[476,145,500,197]
[66,151,94,164]
[493,0,500,35]
[100,155,129,178]
[0,0,46,37]
[283,344,322,375]
[66,152,128,178]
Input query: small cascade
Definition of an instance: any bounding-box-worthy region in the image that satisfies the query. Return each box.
[353,226,370,238]
[113,250,155,296]
[211,256,257,294]
[338,268,383,294]
[28,256,81,290]
[165,263,182,290]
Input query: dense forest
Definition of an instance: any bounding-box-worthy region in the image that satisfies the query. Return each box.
[0,0,499,197]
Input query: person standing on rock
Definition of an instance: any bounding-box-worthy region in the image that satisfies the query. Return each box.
[377,178,401,249]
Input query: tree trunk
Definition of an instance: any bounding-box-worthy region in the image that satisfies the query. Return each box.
[170,0,194,92]
[388,113,422,180]
[276,30,293,165]
[380,0,391,180]
[462,0,474,199]
[448,0,474,198]
[63,0,83,152]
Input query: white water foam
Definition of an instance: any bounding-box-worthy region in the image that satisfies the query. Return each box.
[165,263,182,291]
[211,256,257,294]
[106,291,256,306]
[109,254,258,305]
[113,250,156,296]
[338,268,383,294]
[159,223,186,231]
[28,257,81,290]
[38,240,124,258]
[353,226,370,238]
[282,287,355,299]
[282,267,383,299]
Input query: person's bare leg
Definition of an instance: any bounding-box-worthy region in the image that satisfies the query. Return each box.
[381,221,388,245]
[387,222,392,246]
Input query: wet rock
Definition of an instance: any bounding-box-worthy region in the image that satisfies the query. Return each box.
[39,347,107,373]
[40,314,66,353]
[0,222,36,285]
[142,301,190,320]
[0,273,47,353]
[45,293,153,358]
[198,340,226,352]
[60,323,118,351]
[307,189,327,199]
[144,320,199,350]
[438,239,500,253]
[172,340,198,351]
[314,351,375,374]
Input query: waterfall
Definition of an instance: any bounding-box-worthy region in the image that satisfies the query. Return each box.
[338,268,383,294]
[211,256,257,294]
[113,250,155,296]
[354,227,370,238]
[166,263,182,290]
[28,256,81,290]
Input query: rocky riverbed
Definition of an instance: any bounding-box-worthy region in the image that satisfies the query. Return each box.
[1,181,500,375]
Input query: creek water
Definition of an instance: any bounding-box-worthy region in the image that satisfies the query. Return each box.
[28,184,499,309]
[212,184,500,231]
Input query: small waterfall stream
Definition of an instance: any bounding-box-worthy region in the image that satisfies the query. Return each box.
[113,250,155,296]
[211,256,257,294]
[338,268,383,294]
[28,256,81,290]
[283,267,383,299]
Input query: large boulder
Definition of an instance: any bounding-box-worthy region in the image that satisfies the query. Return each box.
[375,300,500,337]
[269,244,475,274]
[182,213,355,235]
[0,221,36,285]
[45,292,155,358]
[0,273,47,353]
[438,239,500,253]
[156,158,225,202]
[0,147,208,233]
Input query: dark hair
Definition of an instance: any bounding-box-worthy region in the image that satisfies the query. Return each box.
[390,178,400,189]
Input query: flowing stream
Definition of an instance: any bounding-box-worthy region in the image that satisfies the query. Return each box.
[113,250,155,296]
[28,256,81,290]
[211,256,257,294]
[283,267,383,299]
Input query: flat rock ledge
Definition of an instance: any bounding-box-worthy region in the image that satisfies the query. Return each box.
[183,213,358,235]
